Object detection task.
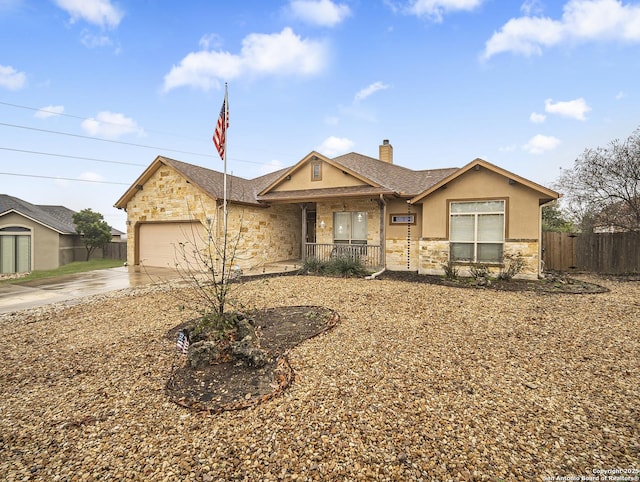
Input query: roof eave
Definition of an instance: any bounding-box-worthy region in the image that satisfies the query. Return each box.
[410,158,560,204]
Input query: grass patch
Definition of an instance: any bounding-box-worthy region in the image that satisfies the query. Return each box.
[1,259,124,284]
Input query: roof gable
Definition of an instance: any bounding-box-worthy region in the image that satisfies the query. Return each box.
[258,152,379,196]
[0,195,77,234]
[410,158,560,204]
[114,156,289,209]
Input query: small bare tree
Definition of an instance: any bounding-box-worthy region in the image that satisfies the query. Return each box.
[171,203,247,329]
[557,127,640,233]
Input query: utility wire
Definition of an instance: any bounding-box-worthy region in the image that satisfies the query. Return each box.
[0,172,129,185]
[0,147,147,167]
[0,122,210,158]
[0,100,296,164]
[0,121,273,167]
[0,101,201,143]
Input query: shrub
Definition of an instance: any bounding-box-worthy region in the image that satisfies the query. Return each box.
[497,254,526,280]
[469,263,490,280]
[302,256,325,274]
[442,261,459,280]
[302,256,368,277]
[325,256,369,277]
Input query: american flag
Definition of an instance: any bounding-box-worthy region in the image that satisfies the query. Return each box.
[212,96,228,160]
[176,331,189,355]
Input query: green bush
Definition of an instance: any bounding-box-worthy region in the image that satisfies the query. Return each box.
[302,256,368,277]
[442,261,459,280]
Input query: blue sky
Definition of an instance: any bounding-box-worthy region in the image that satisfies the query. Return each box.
[1,0,640,232]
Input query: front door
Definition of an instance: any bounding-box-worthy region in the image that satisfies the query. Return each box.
[306,208,316,243]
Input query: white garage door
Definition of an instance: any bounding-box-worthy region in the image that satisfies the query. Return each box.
[139,222,205,268]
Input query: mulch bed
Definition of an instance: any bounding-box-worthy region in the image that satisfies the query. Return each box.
[377,270,609,294]
[165,306,339,413]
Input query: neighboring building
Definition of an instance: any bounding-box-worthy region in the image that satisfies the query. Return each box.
[114,140,559,279]
[0,195,124,274]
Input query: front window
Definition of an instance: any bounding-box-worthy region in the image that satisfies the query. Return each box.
[0,226,32,273]
[333,211,367,244]
[450,200,504,263]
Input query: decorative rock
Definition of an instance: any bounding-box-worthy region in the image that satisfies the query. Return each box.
[231,336,269,367]
[187,340,220,369]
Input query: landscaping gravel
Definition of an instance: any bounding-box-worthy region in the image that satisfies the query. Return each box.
[1,275,638,481]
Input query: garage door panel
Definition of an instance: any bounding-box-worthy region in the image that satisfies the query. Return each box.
[139,222,206,268]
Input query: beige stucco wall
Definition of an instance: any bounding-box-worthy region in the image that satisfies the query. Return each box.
[273,159,367,192]
[123,163,301,271]
[419,166,542,239]
[0,212,64,271]
[414,166,543,279]
[384,199,421,270]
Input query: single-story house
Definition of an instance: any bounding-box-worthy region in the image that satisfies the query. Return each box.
[0,194,125,274]
[115,140,559,279]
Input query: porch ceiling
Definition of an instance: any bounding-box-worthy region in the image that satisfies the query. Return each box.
[257,185,396,203]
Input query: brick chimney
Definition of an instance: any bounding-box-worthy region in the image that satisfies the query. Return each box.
[379,139,393,164]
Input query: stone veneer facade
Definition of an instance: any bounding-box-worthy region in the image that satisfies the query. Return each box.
[124,165,301,271]
[418,239,540,280]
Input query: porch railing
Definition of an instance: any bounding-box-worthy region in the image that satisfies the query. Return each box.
[304,243,382,269]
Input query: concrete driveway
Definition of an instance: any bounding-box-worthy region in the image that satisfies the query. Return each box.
[0,267,182,314]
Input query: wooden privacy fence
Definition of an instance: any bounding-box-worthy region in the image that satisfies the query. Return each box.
[103,241,127,261]
[542,231,640,274]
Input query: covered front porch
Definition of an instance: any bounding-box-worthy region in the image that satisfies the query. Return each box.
[299,199,386,270]
[304,242,383,269]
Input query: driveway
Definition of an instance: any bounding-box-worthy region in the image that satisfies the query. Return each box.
[0,267,182,314]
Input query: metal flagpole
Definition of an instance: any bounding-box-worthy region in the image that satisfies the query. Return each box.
[222,83,228,276]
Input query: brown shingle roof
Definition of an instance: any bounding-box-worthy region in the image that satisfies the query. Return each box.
[257,185,395,202]
[118,154,459,208]
[161,157,288,206]
[331,152,458,196]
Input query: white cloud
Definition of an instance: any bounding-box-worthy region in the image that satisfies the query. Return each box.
[483,0,640,59]
[54,0,123,29]
[78,171,105,182]
[354,81,390,102]
[316,136,354,156]
[407,0,484,22]
[529,112,546,123]
[324,115,340,125]
[288,0,351,27]
[81,111,144,139]
[81,31,113,48]
[0,64,26,90]
[544,97,591,120]
[615,90,625,100]
[523,134,561,154]
[163,28,327,92]
[34,105,65,119]
[520,0,544,16]
[199,33,223,50]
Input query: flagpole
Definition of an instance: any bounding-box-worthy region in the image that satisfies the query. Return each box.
[222,83,228,277]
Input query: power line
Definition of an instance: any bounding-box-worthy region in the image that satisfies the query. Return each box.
[0,147,147,167]
[0,101,298,165]
[0,121,211,158]
[0,172,130,185]
[0,121,277,167]
[0,100,203,143]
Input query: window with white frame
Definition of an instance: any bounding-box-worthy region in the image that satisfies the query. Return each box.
[333,211,367,244]
[449,200,504,263]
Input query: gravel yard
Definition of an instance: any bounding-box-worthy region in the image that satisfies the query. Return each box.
[1,275,638,481]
